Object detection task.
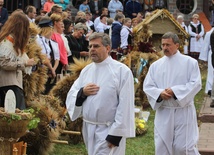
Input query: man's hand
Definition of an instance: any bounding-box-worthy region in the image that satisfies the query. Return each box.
[83,83,100,96]
[165,88,174,97]
[107,142,115,148]
[80,51,89,57]
[160,88,173,100]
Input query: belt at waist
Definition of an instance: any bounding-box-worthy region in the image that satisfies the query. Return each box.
[83,118,112,126]
[161,104,192,109]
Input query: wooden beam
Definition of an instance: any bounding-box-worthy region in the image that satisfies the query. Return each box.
[51,140,69,144]
[62,130,81,135]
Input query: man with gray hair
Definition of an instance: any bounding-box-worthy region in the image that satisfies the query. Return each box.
[143,32,201,155]
[66,32,135,155]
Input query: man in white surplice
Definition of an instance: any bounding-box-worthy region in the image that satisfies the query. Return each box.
[66,32,135,155]
[143,32,201,155]
[199,27,214,95]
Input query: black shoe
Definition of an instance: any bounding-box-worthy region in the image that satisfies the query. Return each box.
[210,100,214,108]
[208,90,211,97]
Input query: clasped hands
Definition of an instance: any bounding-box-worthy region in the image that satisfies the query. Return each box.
[160,88,174,100]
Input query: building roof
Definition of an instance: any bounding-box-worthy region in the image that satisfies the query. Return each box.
[135,9,189,38]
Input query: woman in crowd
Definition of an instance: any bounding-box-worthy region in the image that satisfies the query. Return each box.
[50,13,68,73]
[0,12,35,109]
[43,0,55,13]
[38,17,60,94]
[177,15,188,55]
[188,13,204,59]
[63,18,74,35]
[65,23,89,63]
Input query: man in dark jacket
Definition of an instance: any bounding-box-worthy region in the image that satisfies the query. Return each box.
[125,0,142,19]
[0,0,8,30]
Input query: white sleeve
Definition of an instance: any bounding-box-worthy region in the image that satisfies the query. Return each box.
[120,28,129,49]
[50,40,60,60]
[66,78,83,121]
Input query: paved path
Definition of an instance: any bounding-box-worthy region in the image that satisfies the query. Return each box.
[198,97,214,155]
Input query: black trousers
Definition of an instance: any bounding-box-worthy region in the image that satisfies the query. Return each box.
[0,85,26,110]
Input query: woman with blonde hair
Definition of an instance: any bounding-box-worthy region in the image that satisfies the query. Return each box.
[0,12,35,109]
[50,13,68,73]
[38,17,60,94]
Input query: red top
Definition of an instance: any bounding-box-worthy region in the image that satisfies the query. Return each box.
[43,2,55,13]
[51,33,68,65]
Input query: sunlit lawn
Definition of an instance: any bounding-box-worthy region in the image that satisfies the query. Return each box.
[52,66,207,155]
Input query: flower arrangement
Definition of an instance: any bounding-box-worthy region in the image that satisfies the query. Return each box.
[135,118,148,136]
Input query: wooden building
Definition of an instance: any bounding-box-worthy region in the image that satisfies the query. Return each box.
[134,9,189,52]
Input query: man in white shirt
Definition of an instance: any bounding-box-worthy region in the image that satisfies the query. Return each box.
[94,7,108,30]
[143,32,201,155]
[96,15,110,32]
[66,32,135,155]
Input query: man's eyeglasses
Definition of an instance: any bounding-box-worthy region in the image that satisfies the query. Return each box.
[88,44,103,49]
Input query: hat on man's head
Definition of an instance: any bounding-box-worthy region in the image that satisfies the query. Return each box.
[38,19,53,28]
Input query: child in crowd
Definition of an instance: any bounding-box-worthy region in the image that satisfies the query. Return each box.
[79,0,91,13]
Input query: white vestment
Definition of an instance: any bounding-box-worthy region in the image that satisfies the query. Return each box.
[66,56,135,155]
[143,51,201,155]
[188,21,204,53]
[199,28,214,93]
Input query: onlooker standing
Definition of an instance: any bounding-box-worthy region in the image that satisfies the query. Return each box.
[25,5,37,23]
[79,0,91,12]
[120,18,132,55]
[38,17,60,94]
[96,15,109,32]
[199,26,214,96]
[177,15,188,55]
[94,7,108,30]
[143,32,201,155]
[43,0,55,13]
[125,0,142,19]
[50,13,68,73]
[188,14,204,60]
[53,0,69,10]
[111,13,125,59]
[0,0,8,30]
[108,0,123,19]
[63,18,74,35]
[65,8,72,20]
[66,32,135,155]
[65,23,89,63]
[131,17,139,29]
[209,0,214,26]
[47,4,63,16]
[209,30,214,107]
[85,12,94,32]
[89,0,103,20]
[0,12,35,109]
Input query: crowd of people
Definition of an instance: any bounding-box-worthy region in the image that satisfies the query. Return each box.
[1,0,214,154]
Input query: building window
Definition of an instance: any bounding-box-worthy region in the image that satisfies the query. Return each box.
[176,0,197,14]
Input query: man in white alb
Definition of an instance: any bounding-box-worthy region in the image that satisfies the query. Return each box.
[143,32,201,155]
[66,32,135,155]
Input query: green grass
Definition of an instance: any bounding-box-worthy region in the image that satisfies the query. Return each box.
[52,68,207,155]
